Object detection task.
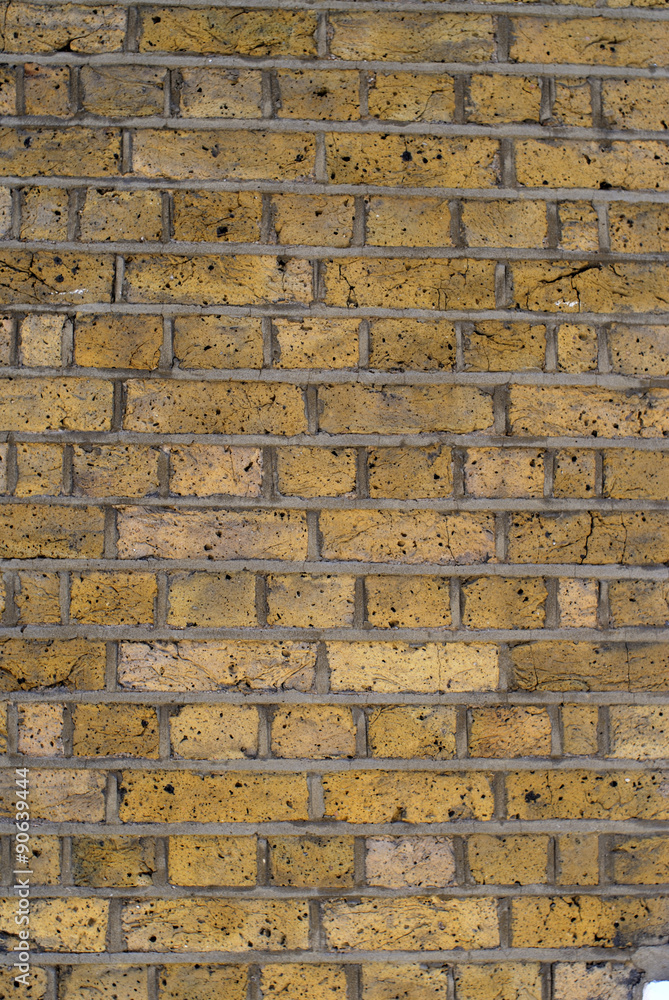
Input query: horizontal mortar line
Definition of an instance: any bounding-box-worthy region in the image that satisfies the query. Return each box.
[0,559,667,579]
[6,239,669,265]
[3,755,667,772]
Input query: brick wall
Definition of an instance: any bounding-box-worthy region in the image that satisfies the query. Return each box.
[0,2,668,998]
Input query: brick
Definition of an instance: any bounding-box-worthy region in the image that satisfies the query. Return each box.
[158,965,247,1000]
[362,964,451,1000]
[0,768,106,821]
[0,314,11,365]
[21,186,68,239]
[260,966,346,1000]
[506,769,669,820]
[609,202,669,254]
[366,576,452,628]
[366,836,455,887]
[19,313,65,366]
[463,200,547,248]
[1,969,48,1000]
[72,704,160,757]
[515,141,669,191]
[367,706,456,758]
[5,3,125,52]
[609,324,669,376]
[559,201,599,250]
[557,833,599,885]
[553,450,596,498]
[15,571,61,623]
[80,189,163,242]
[368,446,453,499]
[172,190,261,243]
[612,837,669,884]
[0,128,120,177]
[329,641,498,693]
[512,895,669,948]
[273,194,355,248]
[461,577,547,629]
[74,314,163,369]
[167,572,256,627]
[72,837,156,886]
[368,318,456,371]
[23,63,70,116]
[169,444,263,497]
[0,441,6,491]
[173,315,263,368]
[73,444,160,498]
[269,836,355,887]
[603,78,669,130]
[453,964,542,1000]
[70,572,157,625]
[551,78,592,126]
[125,380,306,434]
[266,573,355,627]
[273,317,359,366]
[0,250,114,304]
[118,771,309,822]
[558,578,598,627]
[80,65,164,116]
[469,706,552,757]
[467,74,541,123]
[21,834,61,884]
[122,898,309,951]
[326,135,499,187]
[59,967,149,1000]
[368,72,455,122]
[609,706,669,759]
[118,639,316,693]
[510,511,669,564]
[0,897,108,951]
[277,70,359,120]
[319,385,492,434]
[322,771,495,822]
[275,446,356,498]
[0,67,16,115]
[610,579,669,626]
[0,186,10,238]
[553,963,641,1000]
[0,504,105,557]
[138,8,318,56]
[366,196,451,247]
[178,68,262,118]
[563,704,599,755]
[464,448,545,498]
[511,17,669,66]
[322,897,499,950]
[463,321,546,371]
[0,376,113,432]
[467,835,549,884]
[168,835,256,886]
[511,641,669,691]
[511,386,669,437]
[329,13,495,62]
[17,702,64,755]
[0,637,105,690]
[170,704,259,759]
[557,324,598,373]
[271,705,356,758]
[132,130,316,181]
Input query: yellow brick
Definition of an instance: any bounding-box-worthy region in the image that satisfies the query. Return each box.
[554,964,641,1000]
[467,74,541,123]
[269,836,355,887]
[70,572,156,625]
[0,768,106,820]
[21,186,69,239]
[328,641,498,693]
[170,704,259,759]
[464,448,544,498]
[0,67,16,115]
[74,313,162,370]
[454,965,542,1000]
[72,836,156,886]
[80,189,162,242]
[173,315,263,368]
[72,704,159,757]
[138,8,318,57]
[72,443,160,498]
[80,65,165,116]
[275,446,355,498]
[271,705,356,758]
[609,706,669,759]
[362,964,450,1000]
[15,570,61,623]
[0,187,10,238]
[0,967,45,1000]
[168,836,257,886]
[0,504,104,557]
[0,897,107,952]
[0,128,120,178]
[20,834,61,884]
[369,318,456,371]
[277,70,359,120]
[611,837,669,884]
[326,135,498,188]
[510,386,669,437]
[463,200,547,248]
[468,835,548,884]
[0,314,11,365]
[511,17,669,66]
[511,641,669,693]
[329,12,495,62]
[368,446,452,499]
[326,257,496,311]
[0,441,6,492]
[323,771,495,823]
[59,967,149,1000]
[5,4,126,53]
[558,578,598,627]
[368,706,456,759]
[553,449,596,498]
[557,323,598,372]
[603,78,669,130]
[273,317,359,367]
[552,78,592,126]
[274,194,354,247]
[172,191,261,242]
[506,769,669,820]
[368,72,455,122]
[158,965,247,1000]
[169,444,263,497]
[178,68,262,118]
[0,707,6,753]
[19,314,65,366]
[610,579,669,626]
[366,836,455,887]
[366,196,451,247]
[24,63,70,116]
[516,140,669,191]
[260,965,348,999]
[168,571,256,627]
[462,577,547,629]
[463,321,546,371]
[563,704,599,755]
[559,201,599,250]
[319,385,492,434]
[266,573,355,628]
[366,576,451,629]
[609,324,669,376]
[511,895,669,948]
[609,202,669,253]
[0,637,105,691]
[469,706,552,756]
[17,702,64,755]
[557,834,599,886]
